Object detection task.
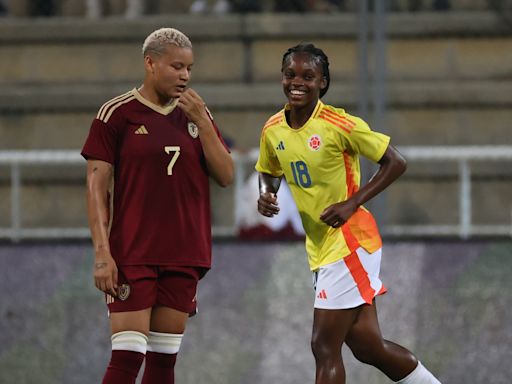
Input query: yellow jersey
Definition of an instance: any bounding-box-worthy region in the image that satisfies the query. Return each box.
[255,100,390,270]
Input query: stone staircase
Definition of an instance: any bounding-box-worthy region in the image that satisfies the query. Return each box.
[0,11,511,234]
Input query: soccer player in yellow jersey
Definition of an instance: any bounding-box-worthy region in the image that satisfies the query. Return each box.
[256,43,441,384]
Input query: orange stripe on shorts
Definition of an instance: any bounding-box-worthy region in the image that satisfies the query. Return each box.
[343,250,375,305]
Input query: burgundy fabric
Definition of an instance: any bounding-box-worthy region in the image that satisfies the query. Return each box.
[82,94,228,268]
[107,265,205,314]
[102,350,145,384]
[141,351,178,384]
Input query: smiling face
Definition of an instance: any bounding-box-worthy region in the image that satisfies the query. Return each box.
[145,44,194,102]
[281,52,327,110]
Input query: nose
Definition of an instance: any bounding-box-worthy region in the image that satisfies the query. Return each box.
[291,77,303,87]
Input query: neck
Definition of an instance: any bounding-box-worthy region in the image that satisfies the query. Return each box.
[288,101,317,129]
[138,83,173,107]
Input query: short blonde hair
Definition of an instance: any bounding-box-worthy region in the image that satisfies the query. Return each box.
[142,28,192,57]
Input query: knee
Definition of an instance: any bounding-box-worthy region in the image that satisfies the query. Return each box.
[311,333,335,361]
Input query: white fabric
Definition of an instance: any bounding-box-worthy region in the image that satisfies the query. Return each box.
[236,172,305,235]
[312,247,384,309]
[146,331,183,354]
[396,361,442,384]
[111,331,148,354]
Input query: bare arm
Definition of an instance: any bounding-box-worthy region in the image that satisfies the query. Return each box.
[320,145,407,227]
[177,88,234,187]
[86,159,118,296]
[257,172,282,217]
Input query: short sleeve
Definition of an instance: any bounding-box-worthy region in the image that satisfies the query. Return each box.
[81,118,117,164]
[255,129,283,177]
[341,116,390,163]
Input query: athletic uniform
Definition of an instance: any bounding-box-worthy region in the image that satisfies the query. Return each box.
[82,88,228,314]
[256,100,389,309]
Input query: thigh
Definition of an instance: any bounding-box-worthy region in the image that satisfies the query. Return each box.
[345,301,383,348]
[110,308,152,335]
[150,306,189,334]
[312,307,361,349]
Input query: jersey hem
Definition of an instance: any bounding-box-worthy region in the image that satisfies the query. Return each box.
[114,260,212,268]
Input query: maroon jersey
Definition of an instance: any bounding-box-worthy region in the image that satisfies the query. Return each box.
[82,88,227,267]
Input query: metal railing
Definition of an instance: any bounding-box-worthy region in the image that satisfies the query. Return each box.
[1,146,512,241]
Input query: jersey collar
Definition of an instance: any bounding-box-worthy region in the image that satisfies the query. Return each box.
[132,88,179,115]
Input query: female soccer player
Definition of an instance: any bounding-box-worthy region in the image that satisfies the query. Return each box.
[256,43,441,384]
[82,28,233,384]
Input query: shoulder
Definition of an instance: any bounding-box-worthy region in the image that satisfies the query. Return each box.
[261,109,285,136]
[95,89,138,124]
[317,105,365,134]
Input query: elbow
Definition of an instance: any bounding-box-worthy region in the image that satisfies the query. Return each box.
[397,155,407,176]
[217,175,233,188]
[215,163,234,188]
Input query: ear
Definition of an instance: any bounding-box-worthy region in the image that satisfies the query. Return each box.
[320,76,327,91]
[144,55,155,74]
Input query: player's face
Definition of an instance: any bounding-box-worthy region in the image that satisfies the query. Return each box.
[282,53,326,109]
[148,44,194,100]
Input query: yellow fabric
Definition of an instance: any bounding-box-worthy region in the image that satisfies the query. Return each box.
[256,101,390,270]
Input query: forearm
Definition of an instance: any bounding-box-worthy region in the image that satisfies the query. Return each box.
[86,162,112,255]
[197,119,234,187]
[351,145,406,208]
[259,172,282,195]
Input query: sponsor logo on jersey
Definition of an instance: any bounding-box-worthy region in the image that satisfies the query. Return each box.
[276,141,285,150]
[135,125,149,135]
[308,134,322,151]
[118,284,131,301]
[188,122,199,138]
[316,289,328,299]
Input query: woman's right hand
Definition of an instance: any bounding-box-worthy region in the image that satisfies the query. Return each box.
[94,251,118,297]
[258,192,280,217]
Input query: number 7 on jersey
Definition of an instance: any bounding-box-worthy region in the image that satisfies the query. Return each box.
[164,146,181,175]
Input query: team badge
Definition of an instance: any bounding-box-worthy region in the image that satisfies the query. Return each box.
[117,284,131,301]
[188,122,199,138]
[308,134,322,151]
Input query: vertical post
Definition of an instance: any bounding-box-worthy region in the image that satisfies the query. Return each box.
[373,0,388,135]
[241,16,252,83]
[10,162,21,242]
[370,0,389,225]
[459,159,471,239]
[357,0,369,120]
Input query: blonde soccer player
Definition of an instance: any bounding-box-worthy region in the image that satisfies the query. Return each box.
[83,28,233,383]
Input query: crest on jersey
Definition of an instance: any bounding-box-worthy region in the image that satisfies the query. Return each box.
[308,134,322,151]
[117,284,131,301]
[188,122,199,138]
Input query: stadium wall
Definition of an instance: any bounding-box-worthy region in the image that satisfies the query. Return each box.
[0,240,510,383]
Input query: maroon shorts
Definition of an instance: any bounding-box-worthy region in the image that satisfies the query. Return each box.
[105,265,208,315]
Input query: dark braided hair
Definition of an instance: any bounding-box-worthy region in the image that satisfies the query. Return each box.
[281,43,330,98]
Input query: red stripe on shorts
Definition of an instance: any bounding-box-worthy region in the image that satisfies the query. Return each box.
[343,250,375,305]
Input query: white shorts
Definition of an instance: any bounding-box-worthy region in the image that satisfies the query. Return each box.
[312,247,386,310]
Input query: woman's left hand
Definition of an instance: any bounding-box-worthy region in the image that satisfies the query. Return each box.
[320,199,358,228]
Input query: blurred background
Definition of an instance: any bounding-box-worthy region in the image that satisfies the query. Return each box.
[0,0,511,383]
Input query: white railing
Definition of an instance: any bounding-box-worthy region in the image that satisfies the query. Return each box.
[1,146,512,241]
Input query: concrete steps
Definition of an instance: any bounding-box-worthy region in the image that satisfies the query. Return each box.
[1,12,511,236]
